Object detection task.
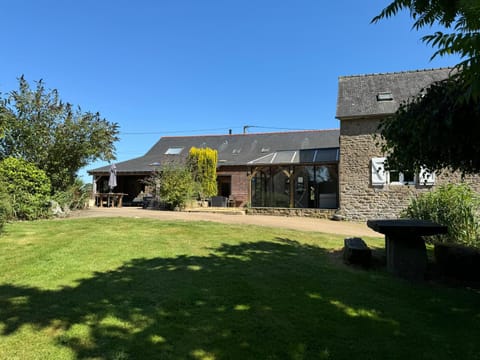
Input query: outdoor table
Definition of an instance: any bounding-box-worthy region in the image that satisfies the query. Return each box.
[367,219,447,280]
[95,193,127,208]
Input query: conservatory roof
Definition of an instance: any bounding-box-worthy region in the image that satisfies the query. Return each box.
[248,148,339,165]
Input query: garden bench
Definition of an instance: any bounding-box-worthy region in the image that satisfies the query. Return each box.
[367,219,447,280]
[343,237,371,267]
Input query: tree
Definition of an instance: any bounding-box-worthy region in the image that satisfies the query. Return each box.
[0,76,119,192]
[188,147,218,199]
[373,0,480,100]
[379,77,480,174]
[373,0,480,174]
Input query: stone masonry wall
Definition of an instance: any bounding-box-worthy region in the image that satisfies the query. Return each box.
[246,207,335,219]
[339,118,480,221]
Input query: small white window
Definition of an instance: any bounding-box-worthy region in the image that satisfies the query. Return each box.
[389,169,415,185]
[376,92,393,101]
[418,167,435,186]
[371,157,387,185]
[371,157,417,186]
[165,147,184,155]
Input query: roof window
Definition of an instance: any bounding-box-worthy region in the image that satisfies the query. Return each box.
[165,147,184,155]
[376,92,393,101]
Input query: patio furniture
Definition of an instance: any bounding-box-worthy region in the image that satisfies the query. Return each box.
[367,219,447,280]
[211,196,227,207]
[95,193,127,208]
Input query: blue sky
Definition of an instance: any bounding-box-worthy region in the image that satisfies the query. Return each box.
[1,1,459,182]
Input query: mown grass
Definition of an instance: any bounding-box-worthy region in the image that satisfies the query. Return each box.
[0,217,478,360]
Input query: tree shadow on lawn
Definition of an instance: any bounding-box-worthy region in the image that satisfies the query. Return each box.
[1,238,479,359]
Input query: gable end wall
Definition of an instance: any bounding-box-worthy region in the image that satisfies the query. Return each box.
[339,117,480,221]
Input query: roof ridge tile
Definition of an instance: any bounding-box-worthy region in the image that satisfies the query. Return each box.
[338,66,454,80]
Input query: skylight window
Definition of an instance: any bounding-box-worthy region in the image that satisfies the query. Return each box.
[165,147,184,155]
[376,92,393,101]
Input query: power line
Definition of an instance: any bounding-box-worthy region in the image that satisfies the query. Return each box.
[120,125,315,135]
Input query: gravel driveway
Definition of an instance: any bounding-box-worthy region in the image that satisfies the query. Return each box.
[71,207,379,238]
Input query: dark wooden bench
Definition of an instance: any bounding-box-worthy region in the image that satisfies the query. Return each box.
[343,237,372,267]
[367,219,447,280]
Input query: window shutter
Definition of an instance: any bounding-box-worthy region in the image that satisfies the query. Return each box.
[371,157,387,185]
[419,167,435,186]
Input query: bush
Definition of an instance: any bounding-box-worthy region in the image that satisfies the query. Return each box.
[145,165,196,210]
[0,186,13,232]
[0,157,52,220]
[52,179,92,211]
[401,184,480,248]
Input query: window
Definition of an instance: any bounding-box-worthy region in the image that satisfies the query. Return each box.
[376,92,393,101]
[371,157,387,185]
[371,158,435,186]
[388,169,415,185]
[419,167,435,186]
[165,147,184,155]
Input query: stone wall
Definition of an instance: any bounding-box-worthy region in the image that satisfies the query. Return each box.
[339,117,480,221]
[246,207,335,219]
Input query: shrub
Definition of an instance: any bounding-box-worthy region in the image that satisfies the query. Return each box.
[0,186,13,232]
[52,179,92,211]
[0,157,51,220]
[145,165,195,209]
[401,184,480,248]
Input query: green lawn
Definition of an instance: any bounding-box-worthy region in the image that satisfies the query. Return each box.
[0,218,478,360]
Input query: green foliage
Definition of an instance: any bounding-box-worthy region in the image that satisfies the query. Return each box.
[188,147,218,199]
[0,157,51,220]
[0,185,13,232]
[373,1,480,174]
[0,76,119,192]
[148,165,195,209]
[373,0,480,100]
[379,78,480,174]
[52,179,92,211]
[401,184,480,247]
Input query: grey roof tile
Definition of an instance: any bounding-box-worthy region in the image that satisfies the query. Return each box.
[89,130,339,174]
[336,68,454,119]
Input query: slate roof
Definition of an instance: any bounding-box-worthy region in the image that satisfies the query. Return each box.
[89,130,340,175]
[336,67,454,119]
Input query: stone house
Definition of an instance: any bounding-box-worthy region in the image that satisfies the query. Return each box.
[88,130,340,211]
[89,67,479,219]
[336,67,480,220]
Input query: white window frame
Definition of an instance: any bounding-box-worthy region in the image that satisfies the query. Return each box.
[371,157,387,186]
[371,157,434,187]
[165,147,184,155]
[387,169,416,186]
[418,166,436,186]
